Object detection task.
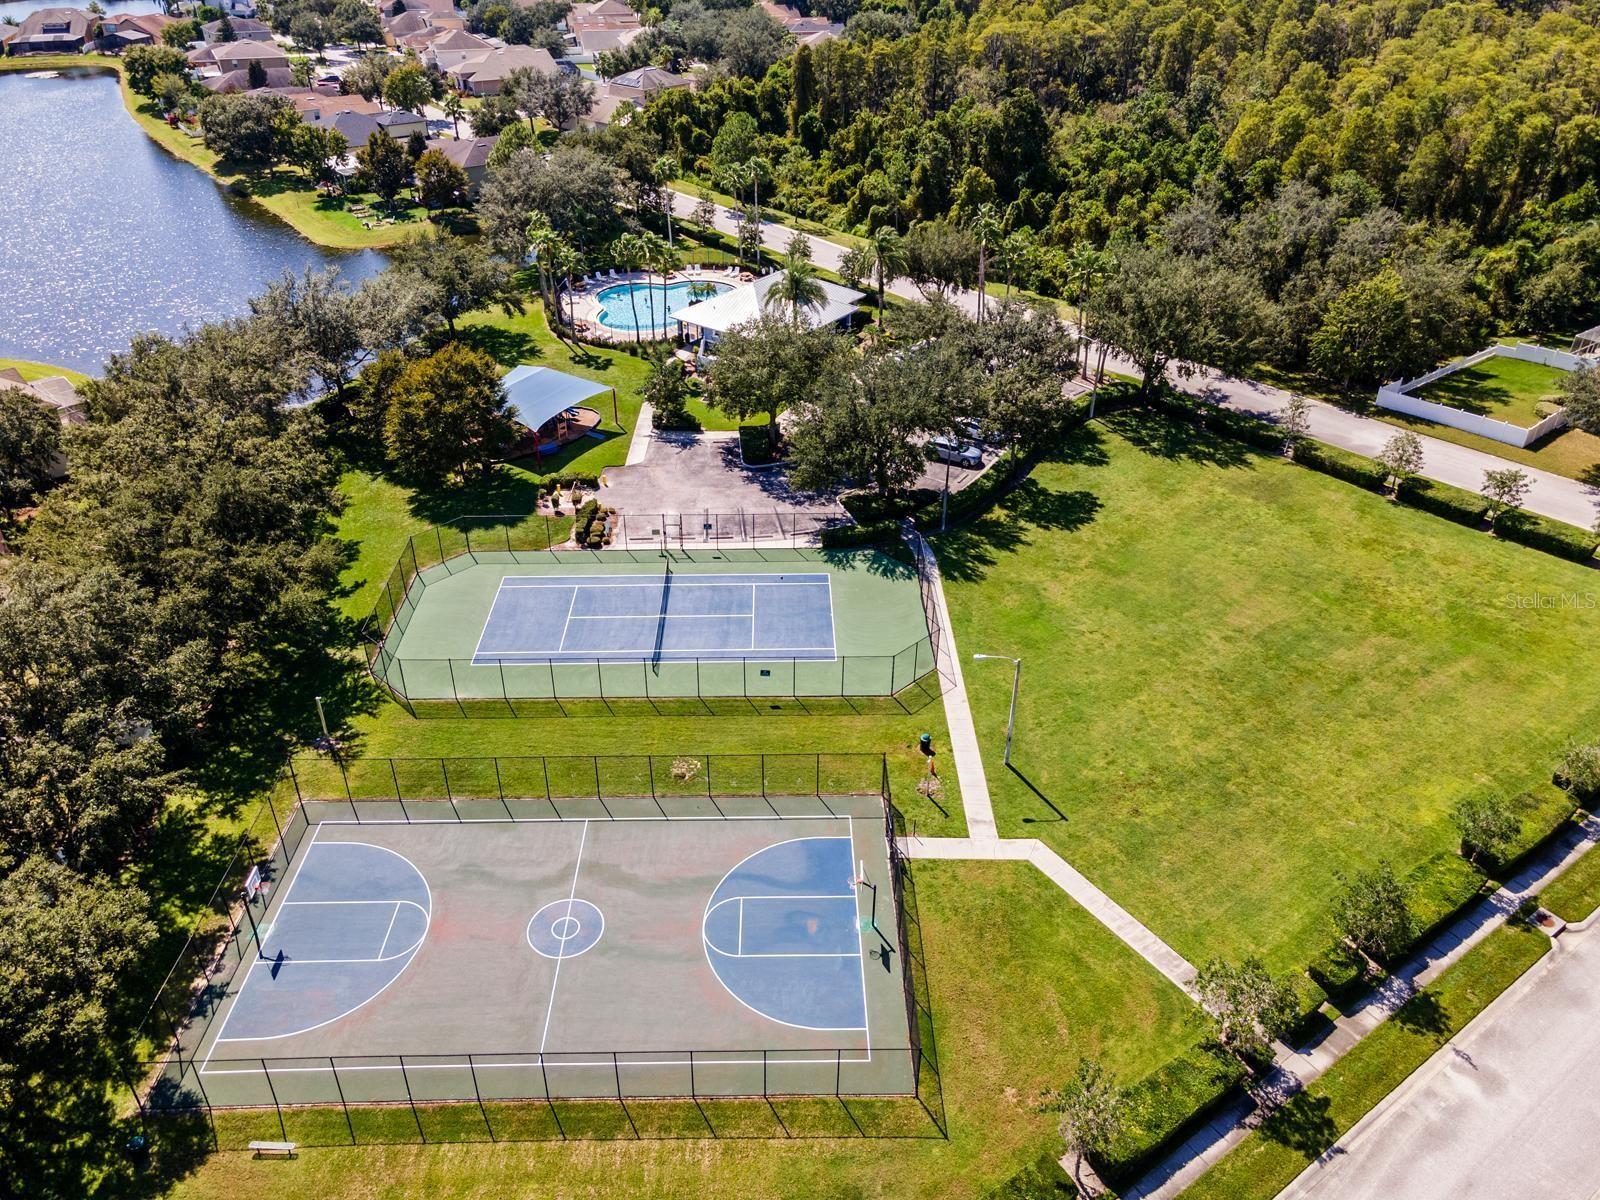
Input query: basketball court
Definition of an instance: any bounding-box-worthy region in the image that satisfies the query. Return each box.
[177,808,916,1107]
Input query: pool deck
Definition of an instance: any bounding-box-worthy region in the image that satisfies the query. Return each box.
[566,268,746,342]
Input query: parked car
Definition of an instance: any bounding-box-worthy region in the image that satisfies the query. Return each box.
[929,436,982,468]
[958,417,985,443]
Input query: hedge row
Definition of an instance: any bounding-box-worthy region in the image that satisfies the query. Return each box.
[1405,851,1489,943]
[1483,788,1582,876]
[543,470,600,492]
[1094,1044,1248,1184]
[1147,395,1598,564]
[819,519,901,548]
[842,487,939,524]
[912,451,1025,530]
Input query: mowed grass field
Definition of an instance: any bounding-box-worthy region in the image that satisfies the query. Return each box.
[1413,355,1569,426]
[168,861,1205,1200]
[941,410,1600,974]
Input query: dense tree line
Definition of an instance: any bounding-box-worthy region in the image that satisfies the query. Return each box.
[633,0,1600,343]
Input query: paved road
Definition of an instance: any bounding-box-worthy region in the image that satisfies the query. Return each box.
[1279,923,1600,1200]
[669,190,1600,530]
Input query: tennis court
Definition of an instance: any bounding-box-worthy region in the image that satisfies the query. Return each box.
[372,550,937,701]
[172,807,917,1108]
[473,571,836,664]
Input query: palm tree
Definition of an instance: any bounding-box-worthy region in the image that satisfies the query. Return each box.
[613,232,648,342]
[863,225,906,327]
[636,230,674,339]
[653,154,679,245]
[746,155,772,216]
[1064,242,1110,382]
[763,233,826,324]
[971,202,1002,323]
[442,91,465,139]
[1000,229,1033,297]
[525,210,559,316]
[548,237,584,332]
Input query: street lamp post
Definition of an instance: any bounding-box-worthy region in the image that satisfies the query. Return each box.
[971,653,1022,766]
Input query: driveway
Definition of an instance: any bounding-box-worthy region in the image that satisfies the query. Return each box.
[1279,922,1600,1200]
[600,431,842,544]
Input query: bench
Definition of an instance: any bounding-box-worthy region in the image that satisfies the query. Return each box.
[248,1141,297,1158]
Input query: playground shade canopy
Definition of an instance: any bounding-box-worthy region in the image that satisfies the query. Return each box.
[501,366,610,431]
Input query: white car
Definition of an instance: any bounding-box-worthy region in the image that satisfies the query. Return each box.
[929,436,982,468]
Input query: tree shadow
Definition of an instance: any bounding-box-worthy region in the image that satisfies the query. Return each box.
[1391,990,1451,1037]
[932,480,1100,585]
[1258,1091,1340,1161]
[1097,406,1255,468]
[453,324,541,368]
[404,465,549,525]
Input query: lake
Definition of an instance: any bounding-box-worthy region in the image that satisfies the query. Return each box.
[0,69,385,376]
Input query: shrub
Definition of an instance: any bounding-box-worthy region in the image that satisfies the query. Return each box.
[843,488,938,524]
[820,519,901,548]
[1307,941,1373,1005]
[1404,851,1487,941]
[1293,440,1388,492]
[1284,973,1332,1046]
[554,470,600,490]
[1093,1045,1247,1183]
[1557,741,1600,803]
[1400,477,1487,527]
[1480,788,1580,875]
[572,498,600,543]
[1495,511,1598,562]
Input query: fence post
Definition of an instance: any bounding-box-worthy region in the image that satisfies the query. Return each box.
[445,659,464,716]
[435,526,445,566]
[398,1056,426,1142]
[329,1058,356,1145]
[287,756,304,804]
[261,1059,287,1141]
[440,757,453,802]
[538,1055,565,1139]
[467,1054,494,1142]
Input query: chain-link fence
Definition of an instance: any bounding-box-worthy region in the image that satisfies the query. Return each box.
[130,753,947,1148]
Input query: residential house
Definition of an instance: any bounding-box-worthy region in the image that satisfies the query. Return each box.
[189,39,290,74]
[448,43,557,95]
[200,16,274,42]
[276,88,384,128]
[0,369,85,480]
[423,134,498,194]
[562,0,640,59]
[330,107,427,147]
[420,27,494,73]
[758,0,841,44]
[200,65,296,92]
[8,7,94,54]
[98,11,177,50]
[0,23,19,52]
[581,64,689,127]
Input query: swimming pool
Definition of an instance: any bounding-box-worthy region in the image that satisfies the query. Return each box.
[594,279,732,333]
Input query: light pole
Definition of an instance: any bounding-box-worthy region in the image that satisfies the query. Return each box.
[971,653,1022,766]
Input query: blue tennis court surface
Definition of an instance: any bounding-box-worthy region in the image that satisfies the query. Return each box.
[702,836,867,1030]
[209,839,431,1044]
[472,572,837,664]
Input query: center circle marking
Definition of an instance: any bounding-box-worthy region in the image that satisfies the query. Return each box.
[527,899,604,959]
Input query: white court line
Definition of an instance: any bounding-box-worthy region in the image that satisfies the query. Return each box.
[559,611,755,620]
[737,897,743,956]
[378,901,401,958]
[851,815,872,1056]
[305,812,861,827]
[554,583,580,653]
[700,832,867,1033]
[200,1050,873,1076]
[537,820,590,1054]
[208,839,434,1048]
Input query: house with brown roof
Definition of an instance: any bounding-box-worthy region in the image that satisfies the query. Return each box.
[189,39,290,74]
[581,64,690,127]
[758,0,841,44]
[98,11,177,50]
[447,43,557,95]
[201,65,296,92]
[424,134,499,193]
[8,7,94,54]
[420,27,494,72]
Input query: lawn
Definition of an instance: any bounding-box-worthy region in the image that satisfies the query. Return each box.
[167,860,1205,1200]
[1412,355,1569,427]
[1180,921,1550,1200]
[0,356,90,385]
[939,410,1600,974]
[1537,843,1600,923]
